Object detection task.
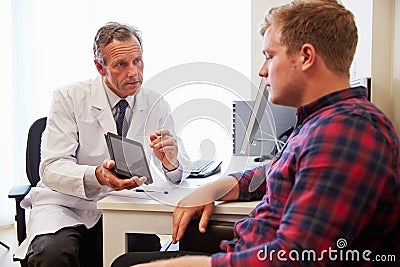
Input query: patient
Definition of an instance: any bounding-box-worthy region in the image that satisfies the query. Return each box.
[113,0,400,266]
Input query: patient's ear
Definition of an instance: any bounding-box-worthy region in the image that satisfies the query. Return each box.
[300,43,316,71]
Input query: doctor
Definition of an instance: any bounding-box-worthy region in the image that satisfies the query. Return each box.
[15,22,190,267]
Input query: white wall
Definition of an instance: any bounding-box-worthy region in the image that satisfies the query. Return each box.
[341,0,373,80]
[347,0,398,131]
[370,0,395,122]
[0,0,14,226]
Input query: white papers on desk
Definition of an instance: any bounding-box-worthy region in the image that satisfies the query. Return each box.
[108,183,197,206]
[108,190,154,200]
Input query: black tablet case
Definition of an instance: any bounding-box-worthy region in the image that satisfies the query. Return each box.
[105,132,153,184]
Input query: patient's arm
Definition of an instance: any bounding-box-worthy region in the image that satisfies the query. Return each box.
[172,175,239,243]
[172,164,268,243]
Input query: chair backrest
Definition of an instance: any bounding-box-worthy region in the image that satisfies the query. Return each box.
[26,117,47,186]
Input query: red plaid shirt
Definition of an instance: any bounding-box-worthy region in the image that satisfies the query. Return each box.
[212,87,400,266]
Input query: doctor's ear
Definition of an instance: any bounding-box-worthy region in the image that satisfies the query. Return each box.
[300,43,316,71]
[94,59,107,76]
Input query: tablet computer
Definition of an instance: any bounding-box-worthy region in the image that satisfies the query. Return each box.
[105,132,153,184]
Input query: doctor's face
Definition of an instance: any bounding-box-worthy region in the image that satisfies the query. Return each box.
[95,37,144,98]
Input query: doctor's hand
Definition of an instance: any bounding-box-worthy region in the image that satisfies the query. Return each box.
[150,129,179,171]
[95,159,147,191]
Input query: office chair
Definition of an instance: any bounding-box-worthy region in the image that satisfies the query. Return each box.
[8,117,47,267]
[178,219,234,254]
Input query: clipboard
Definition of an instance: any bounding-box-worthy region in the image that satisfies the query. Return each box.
[105,132,153,184]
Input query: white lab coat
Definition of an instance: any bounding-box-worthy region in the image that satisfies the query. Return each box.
[14,76,190,259]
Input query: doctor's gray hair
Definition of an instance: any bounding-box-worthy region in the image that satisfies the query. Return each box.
[93,22,143,65]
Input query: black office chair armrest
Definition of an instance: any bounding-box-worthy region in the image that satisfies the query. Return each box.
[8,184,32,246]
[179,220,234,254]
[8,184,31,199]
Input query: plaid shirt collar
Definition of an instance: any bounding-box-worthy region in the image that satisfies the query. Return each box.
[296,86,368,125]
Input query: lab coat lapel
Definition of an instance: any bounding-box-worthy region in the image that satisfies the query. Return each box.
[91,77,116,134]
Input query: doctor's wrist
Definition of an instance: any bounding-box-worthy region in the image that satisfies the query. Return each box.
[163,160,179,172]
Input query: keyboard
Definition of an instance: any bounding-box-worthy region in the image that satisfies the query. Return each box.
[188,160,222,178]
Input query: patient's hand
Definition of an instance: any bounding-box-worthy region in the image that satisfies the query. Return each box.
[172,201,215,243]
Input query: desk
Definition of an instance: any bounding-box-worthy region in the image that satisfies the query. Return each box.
[98,196,258,266]
[97,156,265,266]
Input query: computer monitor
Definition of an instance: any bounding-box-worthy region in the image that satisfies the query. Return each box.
[239,79,268,155]
[238,78,296,157]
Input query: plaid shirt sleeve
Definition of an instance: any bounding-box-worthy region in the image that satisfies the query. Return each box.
[211,106,400,266]
[229,165,268,201]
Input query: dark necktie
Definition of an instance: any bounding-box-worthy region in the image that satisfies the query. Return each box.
[116,99,128,136]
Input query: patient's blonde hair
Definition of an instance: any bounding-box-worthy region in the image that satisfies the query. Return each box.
[260,0,358,77]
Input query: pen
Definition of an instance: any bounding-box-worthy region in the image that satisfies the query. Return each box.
[164,240,173,251]
[135,188,169,194]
